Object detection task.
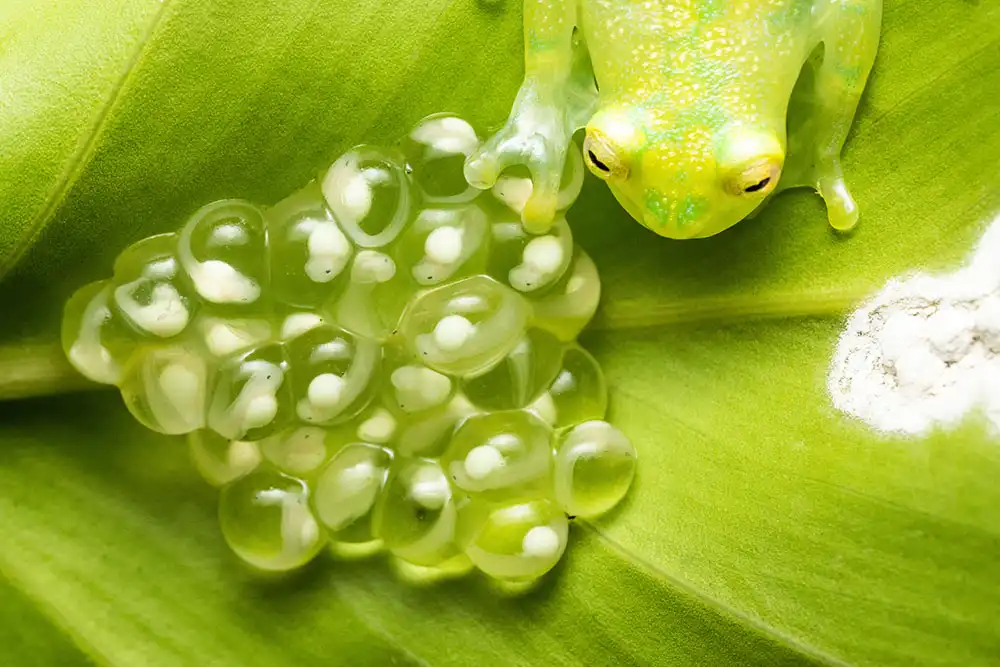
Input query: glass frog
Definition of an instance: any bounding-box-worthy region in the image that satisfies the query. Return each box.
[465,0,883,239]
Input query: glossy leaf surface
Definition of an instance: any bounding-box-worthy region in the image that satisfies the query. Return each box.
[1,0,999,665]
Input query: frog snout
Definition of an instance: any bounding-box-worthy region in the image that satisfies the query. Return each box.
[641,212,700,239]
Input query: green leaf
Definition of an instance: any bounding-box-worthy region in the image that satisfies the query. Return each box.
[1,0,999,666]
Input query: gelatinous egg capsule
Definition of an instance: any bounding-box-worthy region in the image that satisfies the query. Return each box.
[310,400,401,455]
[177,199,270,310]
[381,340,455,416]
[404,113,482,204]
[218,468,326,572]
[188,428,262,487]
[461,328,563,411]
[312,442,393,544]
[554,421,636,519]
[119,344,209,435]
[442,409,553,497]
[111,233,197,340]
[267,183,354,309]
[376,458,462,567]
[487,214,574,295]
[284,325,380,426]
[490,145,585,218]
[331,247,412,341]
[394,392,478,459]
[62,280,138,385]
[529,245,601,342]
[261,426,331,477]
[208,344,293,441]
[546,345,608,429]
[399,275,530,377]
[322,146,412,249]
[395,205,490,288]
[462,498,568,582]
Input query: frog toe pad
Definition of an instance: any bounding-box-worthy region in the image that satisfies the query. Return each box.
[465,127,567,233]
[819,174,860,232]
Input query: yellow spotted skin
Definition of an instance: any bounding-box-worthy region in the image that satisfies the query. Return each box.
[465,0,882,239]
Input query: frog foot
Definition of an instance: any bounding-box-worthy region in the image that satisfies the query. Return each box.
[818,171,860,233]
[779,157,860,233]
[464,108,569,233]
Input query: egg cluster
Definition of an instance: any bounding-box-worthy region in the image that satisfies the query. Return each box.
[61,114,636,583]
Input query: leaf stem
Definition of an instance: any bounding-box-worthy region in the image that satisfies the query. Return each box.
[0,342,99,401]
[0,288,870,401]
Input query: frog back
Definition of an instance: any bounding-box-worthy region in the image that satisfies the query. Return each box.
[581,0,819,122]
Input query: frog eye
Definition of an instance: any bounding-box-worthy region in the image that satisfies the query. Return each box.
[725,160,781,197]
[583,133,628,181]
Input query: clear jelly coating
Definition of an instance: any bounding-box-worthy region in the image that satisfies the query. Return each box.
[178,199,269,308]
[403,114,482,205]
[60,113,637,583]
[488,215,574,294]
[548,345,608,428]
[218,468,325,572]
[442,410,552,496]
[375,457,461,567]
[553,421,636,519]
[461,328,563,411]
[463,498,569,582]
[262,426,330,477]
[120,344,208,435]
[188,429,262,487]
[112,233,196,339]
[313,443,392,544]
[399,275,530,378]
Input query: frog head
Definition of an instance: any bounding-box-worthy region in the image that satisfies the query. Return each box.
[582,109,784,239]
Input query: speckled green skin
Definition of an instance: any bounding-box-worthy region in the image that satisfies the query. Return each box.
[465,0,882,239]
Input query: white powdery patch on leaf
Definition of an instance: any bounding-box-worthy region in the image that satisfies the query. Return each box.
[829,216,1000,437]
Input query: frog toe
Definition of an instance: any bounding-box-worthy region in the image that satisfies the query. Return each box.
[464,138,509,190]
[819,174,860,233]
[521,158,565,232]
[465,131,545,187]
[465,129,567,232]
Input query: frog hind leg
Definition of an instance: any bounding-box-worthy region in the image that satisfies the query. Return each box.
[778,0,882,233]
[464,0,597,232]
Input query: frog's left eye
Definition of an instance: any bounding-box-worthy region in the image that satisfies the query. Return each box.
[725,160,781,197]
[583,133,628,181]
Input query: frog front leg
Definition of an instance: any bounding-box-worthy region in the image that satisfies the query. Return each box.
[780,0,882,232]
[465,0,597,232]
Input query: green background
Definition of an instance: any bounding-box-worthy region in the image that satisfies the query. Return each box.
[1,0,998,664]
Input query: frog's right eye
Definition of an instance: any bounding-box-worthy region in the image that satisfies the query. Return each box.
[724,159,781,198]
[583,133,628,181]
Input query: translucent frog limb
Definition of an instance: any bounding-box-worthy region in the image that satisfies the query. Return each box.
[780,0,882,233]
[464,0,597,233]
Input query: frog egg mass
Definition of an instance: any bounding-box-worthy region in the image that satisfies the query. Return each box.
[60,113,637,585]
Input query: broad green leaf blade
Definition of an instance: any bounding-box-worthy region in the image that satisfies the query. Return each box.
[1,0,999,665]
[578,0,1000,329]
[587,319,1000,666]
[0,395,827,667]
[0,0,165,278]
[0,0,523,341]
[0,577,93,667]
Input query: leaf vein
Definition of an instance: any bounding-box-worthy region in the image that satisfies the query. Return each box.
[0,0,176,283]
[579,522,853,667]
